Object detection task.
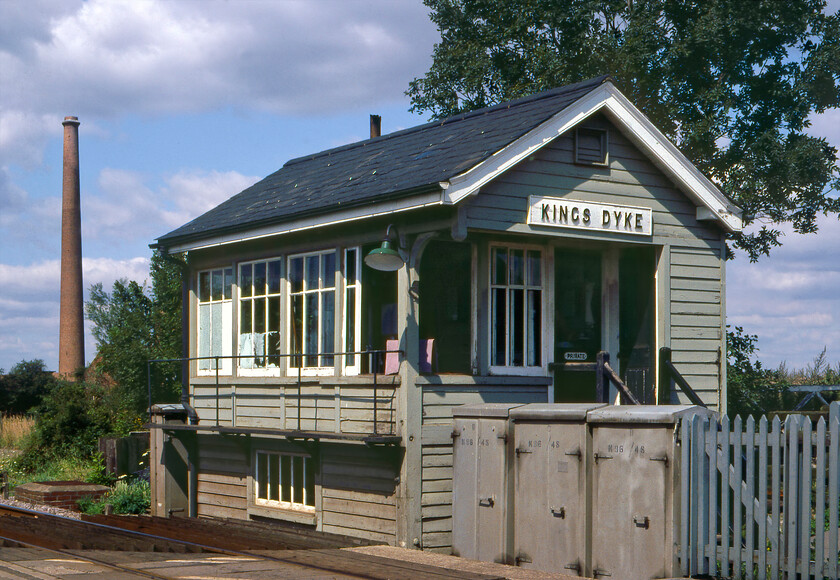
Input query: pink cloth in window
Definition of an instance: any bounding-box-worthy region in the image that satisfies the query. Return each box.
[420,338,434,374]
[384,339,400,374]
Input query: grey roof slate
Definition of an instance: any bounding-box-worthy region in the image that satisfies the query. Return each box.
[157,76,610,247]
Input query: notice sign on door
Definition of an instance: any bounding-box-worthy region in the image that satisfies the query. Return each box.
[527,195,652,236]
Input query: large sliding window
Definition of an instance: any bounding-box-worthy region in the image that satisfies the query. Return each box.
[489,246,543,372]
[198,267,233,374]
[289,250,337,372]
[238,259,282,373]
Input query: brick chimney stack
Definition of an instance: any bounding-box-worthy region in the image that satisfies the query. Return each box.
[59,116,85,379]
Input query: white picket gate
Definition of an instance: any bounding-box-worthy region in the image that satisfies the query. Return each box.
[679,402,840,579]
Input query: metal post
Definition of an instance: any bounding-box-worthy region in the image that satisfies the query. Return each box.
[596,351,607,403]
[659,347,672,405]
[297,353,302,431]
[373,354,379,435]
[147,360,153,420]
[215,356,220,426]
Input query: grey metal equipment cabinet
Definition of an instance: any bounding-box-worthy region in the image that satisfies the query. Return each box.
[510,403,606,577]
[451,403,524,564]
[587,405,713,580]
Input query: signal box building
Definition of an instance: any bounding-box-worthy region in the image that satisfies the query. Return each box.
[150,76,741,551]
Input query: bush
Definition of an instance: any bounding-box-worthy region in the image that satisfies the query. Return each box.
[78,479,150,515]
[0,359,57,415]
[0,415,35,448]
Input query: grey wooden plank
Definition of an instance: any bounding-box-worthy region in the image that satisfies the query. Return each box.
[732,416,743,580]
[757,416,768,578]
[720,415,731,578]
[815,418,826,578]
[829,411,839,579]
[744,416,755,580]
[799,418,812,578]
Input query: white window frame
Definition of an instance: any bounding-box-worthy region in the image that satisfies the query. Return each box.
[287,249,338,376]
[343,247,362,376]
[237,257,283,377]
[488,244,547,376]
[253,450,316,514]
[196,267,233,376]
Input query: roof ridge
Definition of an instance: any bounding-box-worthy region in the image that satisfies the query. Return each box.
[283,76,610,168]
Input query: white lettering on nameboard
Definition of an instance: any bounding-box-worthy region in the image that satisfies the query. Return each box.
[526,196,652,236]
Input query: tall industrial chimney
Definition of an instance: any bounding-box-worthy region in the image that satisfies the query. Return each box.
[58,116,85,379]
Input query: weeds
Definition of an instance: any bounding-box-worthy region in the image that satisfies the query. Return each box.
[78,479,150,515]
[0,415,35,449]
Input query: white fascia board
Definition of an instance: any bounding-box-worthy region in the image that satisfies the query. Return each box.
[444,81,742,233]
[166,191,443,253]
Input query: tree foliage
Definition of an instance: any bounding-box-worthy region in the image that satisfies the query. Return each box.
[85,250,185,415]
[726,326,793,417]
[409,0,840,259]
[0,359,57,415]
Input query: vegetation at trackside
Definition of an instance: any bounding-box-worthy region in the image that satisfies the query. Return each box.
[0,250,182,509]
[77,479,151,515]
[409,0,840,261]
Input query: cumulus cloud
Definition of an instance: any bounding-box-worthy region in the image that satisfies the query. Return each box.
[0,255,151,370]
[728,214,840,369]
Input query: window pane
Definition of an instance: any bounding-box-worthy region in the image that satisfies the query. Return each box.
[199,272,210,302]
[527,289,541,366]
[280,456,291,502]
[527,251,541,287]
[293,456,304,505]
[306,255,319,290]
[304,458,315,507]
[345,287,356,366]
[289,257,303,293]
[492,288,506,366]
[510,288,524,366]
[211,270,222,301]
[211,303,223,367]
[268,296,281,365]
[257,453,268,500]
[322,252,336,289]
[511,249,524,286]
[291,295,303,361]
[199,304,211,369]
[224,268,233,299]
[268,260,281,294]
[322,291,335,366]
[254,262,266,296]
[305,293,318,366]
[493,248,507,286]
[254,298,266,335]
[240,264,253,298]
[346,249,357,285]
[268,454,279,501]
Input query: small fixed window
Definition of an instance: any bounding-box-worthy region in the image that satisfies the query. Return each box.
[254,451,315,511]
[575,127,608,166]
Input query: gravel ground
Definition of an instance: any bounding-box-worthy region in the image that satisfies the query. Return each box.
[0,497,82,519]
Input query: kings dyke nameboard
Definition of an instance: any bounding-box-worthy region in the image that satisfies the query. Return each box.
[527,195,652,236]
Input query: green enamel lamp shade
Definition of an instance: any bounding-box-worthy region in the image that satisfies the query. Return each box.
[364,240,404,271]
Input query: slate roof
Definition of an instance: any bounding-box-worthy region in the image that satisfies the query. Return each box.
[156,76,610,247]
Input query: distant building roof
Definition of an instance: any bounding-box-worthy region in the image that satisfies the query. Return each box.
[156,76,611,247]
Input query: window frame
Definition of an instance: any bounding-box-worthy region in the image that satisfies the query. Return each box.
[250,449,317,524]
[487,244,547,376]
[196,267,233,376]
[287,249,339,376]
[575,126,609,166]
[342,247,362,376]
[236,257,283,377]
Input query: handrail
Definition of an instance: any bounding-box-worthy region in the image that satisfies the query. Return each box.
[658,347,706,407]
[146,348,404,434]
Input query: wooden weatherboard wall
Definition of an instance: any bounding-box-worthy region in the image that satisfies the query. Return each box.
[460,113,727,409]
[418,378,549,552]
[187,432,399,543]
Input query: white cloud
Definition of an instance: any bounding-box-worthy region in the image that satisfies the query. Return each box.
[0,255,150,370]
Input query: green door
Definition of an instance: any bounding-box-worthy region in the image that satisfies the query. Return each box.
[553,250,602,402]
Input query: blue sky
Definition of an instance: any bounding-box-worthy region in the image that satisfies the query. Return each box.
[1,0,838,373]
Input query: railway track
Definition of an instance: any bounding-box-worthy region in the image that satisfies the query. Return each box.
[0,505,507,579]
